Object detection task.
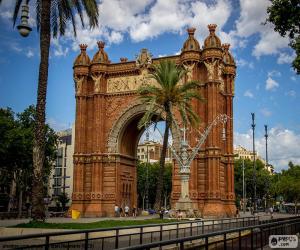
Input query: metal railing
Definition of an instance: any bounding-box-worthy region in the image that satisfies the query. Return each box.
[118,216,300,250]
[0,216,296,249]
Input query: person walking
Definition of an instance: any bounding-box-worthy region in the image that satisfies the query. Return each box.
[114,204,119,217]
[119,206,123,217]
[132,206,137,218]
[269,207,274,219]
[125,205,129,217]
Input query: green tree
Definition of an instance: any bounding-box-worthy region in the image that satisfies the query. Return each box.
[137,60,202,210]
[266,0,300,73]
[234,158,272,208]
[0,0,99,221]
[0,106,57,216]
[276,162,300,213]
[137,162,172,209]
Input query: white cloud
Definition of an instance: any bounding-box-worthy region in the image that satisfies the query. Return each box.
[277,52,295,64]
[266,76,279,91]
[236,58,254,69]
[252,29,289,58]
[244,90,254,98]
[290,76,297,81]
[26,49,34,58]
[285,90,296,97]
[47,118,69,131]
[235,0,269,37]
[234,127,300,171]
[52,39,69,57]
[268,70,281,78]
[235,0,290,62]
[260,108,272,117]
[59,0,236,53]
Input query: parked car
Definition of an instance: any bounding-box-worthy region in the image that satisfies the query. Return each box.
[148,209,156,215]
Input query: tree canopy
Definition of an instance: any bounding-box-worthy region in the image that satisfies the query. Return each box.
[266,0,300,73]
[0,106,58,211]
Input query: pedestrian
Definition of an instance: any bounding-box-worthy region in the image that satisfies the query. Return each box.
[250,206,253,216]
[119,206,123,217]
[178,209,183,220]
[114,204,119,217]
[125,205,129,217]
[236,208,239,218]
[132,206,136,217]
[269,207,274,219]
[159,207,164,219]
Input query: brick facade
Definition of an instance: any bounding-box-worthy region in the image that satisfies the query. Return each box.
[71,25,236,218]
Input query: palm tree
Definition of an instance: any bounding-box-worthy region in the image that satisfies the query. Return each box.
[138,60,203,211]
[1,0,99,221]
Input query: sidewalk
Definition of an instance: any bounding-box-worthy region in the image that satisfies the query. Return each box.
[0,214,160,227]
[0,212,296,237]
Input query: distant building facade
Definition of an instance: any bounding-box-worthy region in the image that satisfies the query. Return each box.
[137,140,172,164]
[48,126,75,207]
[234,145,273,173]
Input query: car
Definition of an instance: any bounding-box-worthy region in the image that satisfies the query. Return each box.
[147,209,156,215]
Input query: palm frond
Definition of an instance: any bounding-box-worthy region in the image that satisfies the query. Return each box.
[36,0,41,31]
[81,0,98,28]
[12,0,22,27]
[73,0,84,28]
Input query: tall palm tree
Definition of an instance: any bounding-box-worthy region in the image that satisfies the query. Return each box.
[138,60,203,211]
[1,0,99,221]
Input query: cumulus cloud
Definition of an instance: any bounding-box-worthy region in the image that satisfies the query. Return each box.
[266,76,279,91]
[52,39,69,57]
[58,0,237,53]
[277,52,295,64]
[235,0,290,62]
[234,127,300,171]
[244,90,254,98]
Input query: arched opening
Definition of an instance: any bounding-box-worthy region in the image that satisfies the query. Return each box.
[107,104,180,213]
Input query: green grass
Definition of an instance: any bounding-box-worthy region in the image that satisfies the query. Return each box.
[13,218,178,230]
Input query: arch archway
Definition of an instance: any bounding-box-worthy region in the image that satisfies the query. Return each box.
[72,26,237,218]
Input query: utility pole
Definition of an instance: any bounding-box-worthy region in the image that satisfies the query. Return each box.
[242,158,246,214]
[251,113,257,214]
[145,128,149,210]
[264,125,269,209]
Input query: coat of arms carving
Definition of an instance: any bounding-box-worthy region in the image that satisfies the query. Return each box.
[136,48,152,68]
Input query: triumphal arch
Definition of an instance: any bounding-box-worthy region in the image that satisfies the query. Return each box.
[71,24,236,218]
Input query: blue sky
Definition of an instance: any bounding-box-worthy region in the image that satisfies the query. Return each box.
[0,0,299,171]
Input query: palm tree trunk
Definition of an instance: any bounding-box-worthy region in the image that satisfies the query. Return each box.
[31,0,51,221]
[154,108,171,211]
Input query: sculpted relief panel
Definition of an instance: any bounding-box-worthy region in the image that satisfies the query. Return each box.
[107,70,157,93]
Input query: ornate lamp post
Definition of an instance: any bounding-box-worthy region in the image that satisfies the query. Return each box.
[17,1,32,37]
[251,113,257,214]
[167,114,230,214]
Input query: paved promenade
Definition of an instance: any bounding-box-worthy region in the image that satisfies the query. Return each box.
[0,212,295,237]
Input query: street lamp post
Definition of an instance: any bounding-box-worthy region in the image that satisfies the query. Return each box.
[145,128,150,211]
[251,113,257,214]
[154,114,230,215]
[264,125,269,209]
[242,158,246,214]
